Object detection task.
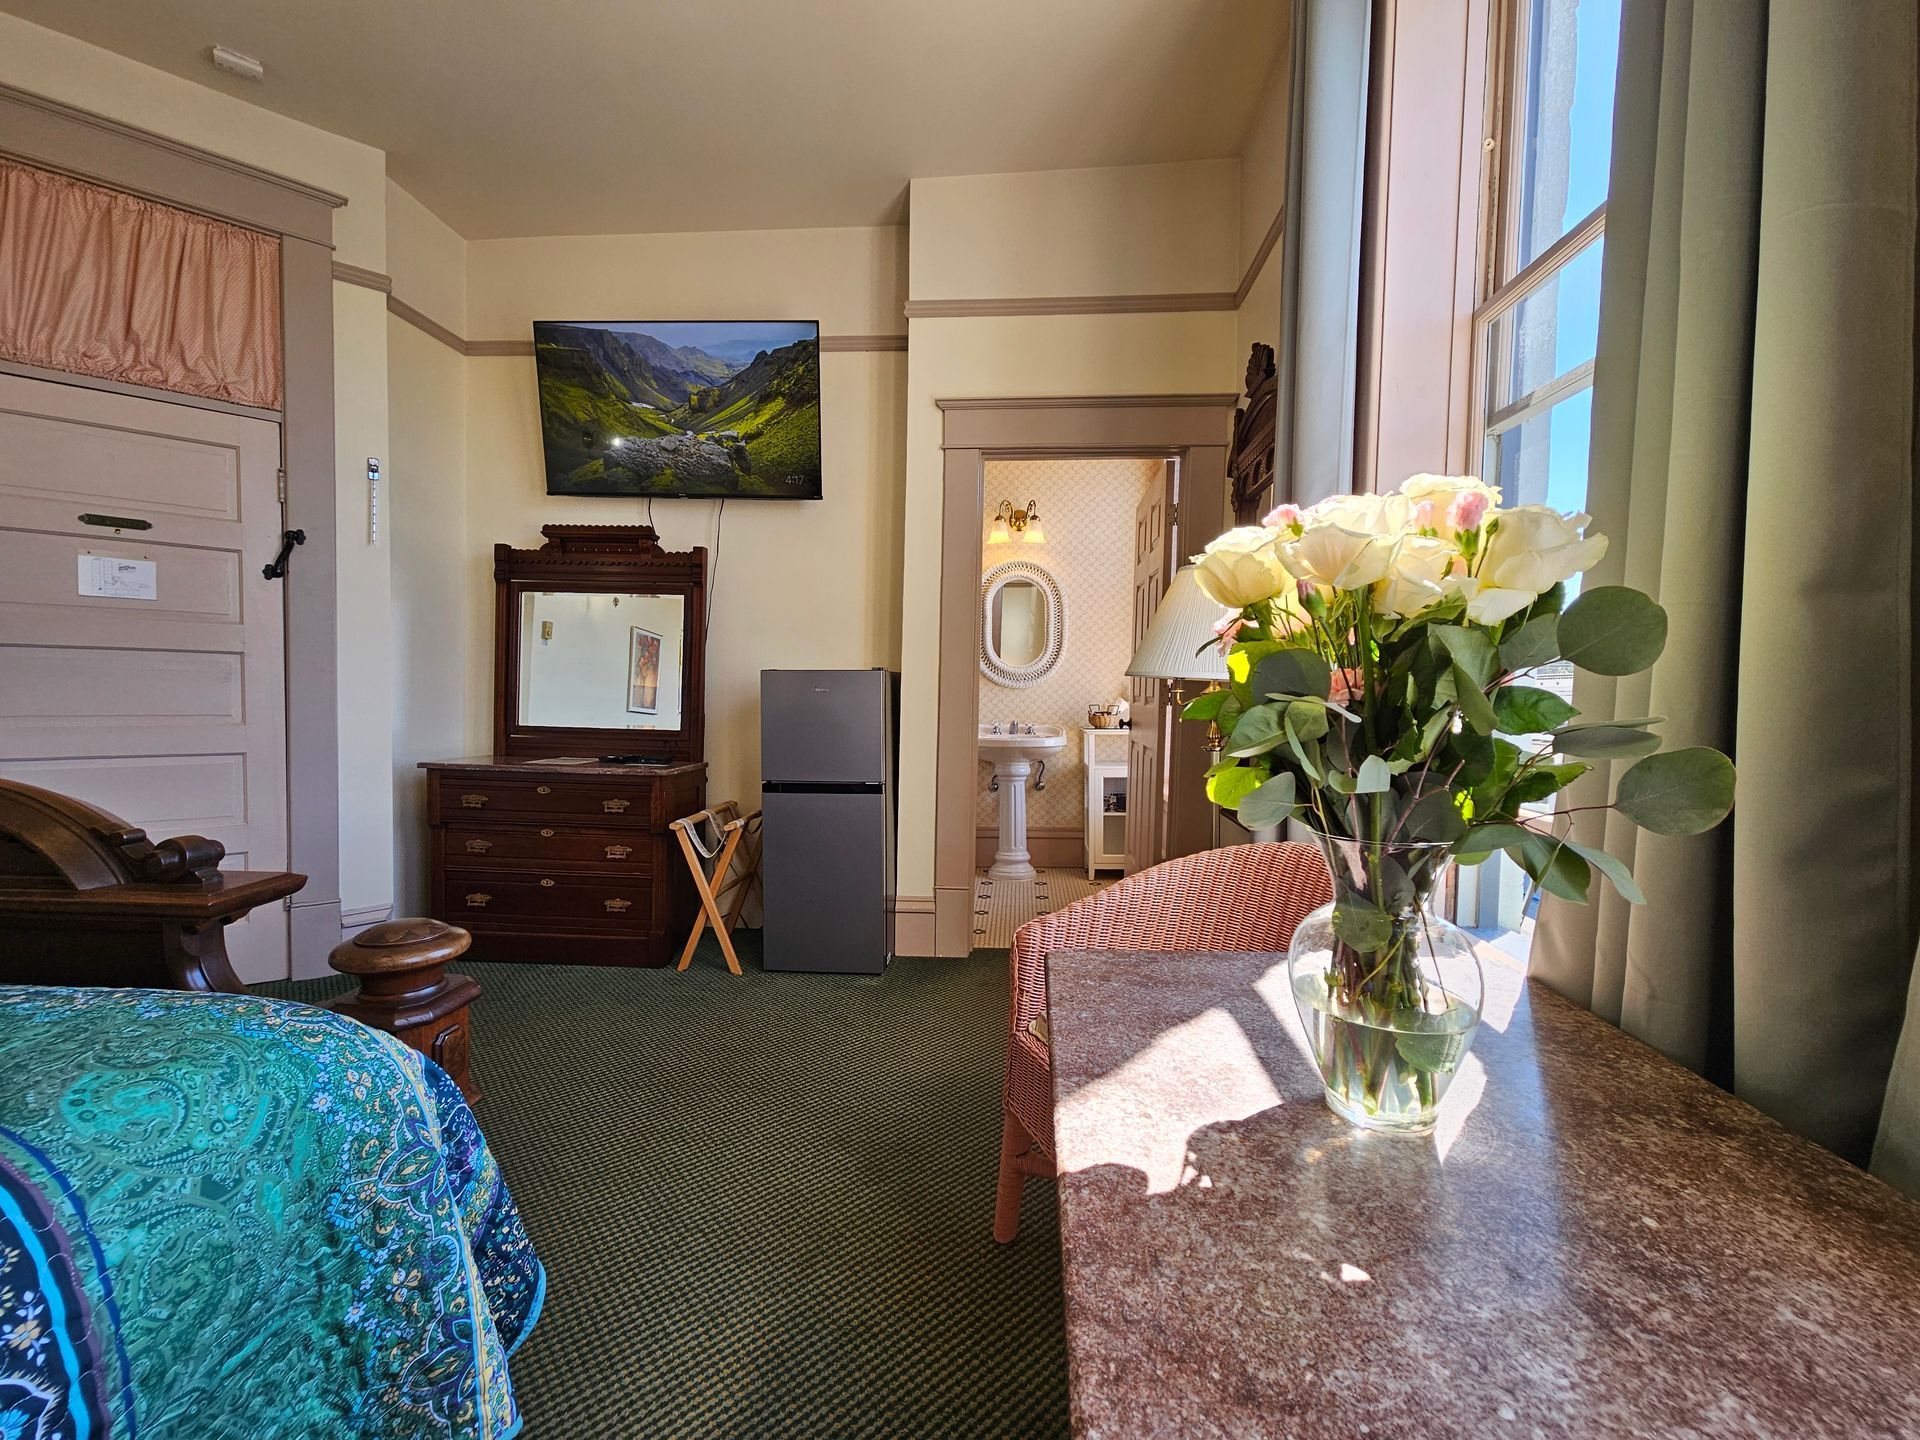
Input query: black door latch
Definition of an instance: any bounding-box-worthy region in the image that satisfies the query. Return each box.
[263,528,306,580]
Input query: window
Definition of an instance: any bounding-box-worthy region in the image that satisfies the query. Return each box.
[1461,0,1622,940]
[1477,0,1620,527]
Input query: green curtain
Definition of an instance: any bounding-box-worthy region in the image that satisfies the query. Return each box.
[1533,0,1919,1171]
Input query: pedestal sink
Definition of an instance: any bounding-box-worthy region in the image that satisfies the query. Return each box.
[978,723,1069,880]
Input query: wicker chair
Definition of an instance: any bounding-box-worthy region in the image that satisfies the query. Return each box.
[994,840,1331,1242]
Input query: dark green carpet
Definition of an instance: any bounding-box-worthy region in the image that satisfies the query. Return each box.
[268,936,1069,1438]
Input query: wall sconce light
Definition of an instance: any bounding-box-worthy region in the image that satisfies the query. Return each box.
[990,499,1046,545]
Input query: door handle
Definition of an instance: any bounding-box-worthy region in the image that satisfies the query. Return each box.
[263,529,306,580]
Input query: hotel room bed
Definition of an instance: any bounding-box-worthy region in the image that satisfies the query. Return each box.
[0,985,544,1440]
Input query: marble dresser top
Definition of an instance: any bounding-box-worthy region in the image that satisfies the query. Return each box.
[1046,948,1920,1439]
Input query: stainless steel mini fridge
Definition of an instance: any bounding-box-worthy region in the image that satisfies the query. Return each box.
[760,668,898,973]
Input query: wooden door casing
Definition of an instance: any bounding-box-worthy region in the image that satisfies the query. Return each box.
[0,373,290,980]
[1125,470,1172,874]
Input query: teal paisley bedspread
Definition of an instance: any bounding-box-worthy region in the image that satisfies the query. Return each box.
[0,986,544,1440]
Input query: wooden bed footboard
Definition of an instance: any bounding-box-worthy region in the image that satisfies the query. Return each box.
[0,778,484,1098]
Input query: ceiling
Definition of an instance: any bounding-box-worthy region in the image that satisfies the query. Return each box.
[1,0,1287,239]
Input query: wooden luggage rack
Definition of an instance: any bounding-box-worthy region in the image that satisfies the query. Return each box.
[669,801,763,974]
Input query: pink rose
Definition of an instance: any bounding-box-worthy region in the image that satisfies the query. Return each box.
[1261,503,1304,530]
[1328,667,1366,705]
[1447,490,1490,532]
[1212,611,1248,653]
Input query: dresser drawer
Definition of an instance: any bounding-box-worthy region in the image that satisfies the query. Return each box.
[444,869,654,927]
[442,824,654,872]
[435,776,653,825]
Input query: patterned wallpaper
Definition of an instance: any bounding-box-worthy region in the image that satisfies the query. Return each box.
[977,457,1164,831]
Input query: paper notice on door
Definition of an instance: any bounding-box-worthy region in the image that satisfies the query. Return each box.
[77,553,158,601]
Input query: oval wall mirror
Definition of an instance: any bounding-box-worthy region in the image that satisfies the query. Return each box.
[980,560,1064,688]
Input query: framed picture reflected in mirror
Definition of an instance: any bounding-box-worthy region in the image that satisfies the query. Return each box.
[628,626,662,715]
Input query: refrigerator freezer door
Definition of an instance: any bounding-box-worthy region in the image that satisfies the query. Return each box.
[761,789,889,973]
[761,670,887,785]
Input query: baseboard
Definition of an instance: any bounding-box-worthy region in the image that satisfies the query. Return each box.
[974,826,1085,871]
[891,894,936,957]
[339,902,395,940]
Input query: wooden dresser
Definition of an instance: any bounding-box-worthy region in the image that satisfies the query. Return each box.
[423,756,705,967]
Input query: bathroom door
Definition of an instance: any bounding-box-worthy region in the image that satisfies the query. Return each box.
[1125,472,1172,873]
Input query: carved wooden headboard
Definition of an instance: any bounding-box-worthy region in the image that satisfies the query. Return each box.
[1228,342,1279,525]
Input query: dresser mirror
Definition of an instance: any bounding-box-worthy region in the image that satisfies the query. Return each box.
[517,591,688,732]
[495,524,707,761]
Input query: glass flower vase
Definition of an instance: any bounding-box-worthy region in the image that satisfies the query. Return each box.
[1289,831,1484,1135]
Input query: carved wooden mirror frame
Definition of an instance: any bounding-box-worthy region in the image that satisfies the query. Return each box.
[493,524,708,761]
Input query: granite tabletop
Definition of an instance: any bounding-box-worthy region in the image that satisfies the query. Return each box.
[1046,948,1920,1440]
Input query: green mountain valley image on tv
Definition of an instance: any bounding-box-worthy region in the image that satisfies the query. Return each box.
[533,320,822,499]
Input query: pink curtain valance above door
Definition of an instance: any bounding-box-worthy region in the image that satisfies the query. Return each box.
[0,157,284,410]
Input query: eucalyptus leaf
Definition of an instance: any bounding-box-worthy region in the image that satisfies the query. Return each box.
[1492,684,1579,735]
[1432,625,1498,687]
[1405,788,1467,842]
[1500,614,1561,671]
[1558,586,1669,676]
[1206,763,1265,808]
[1251,647,1332,702]
[1454,663,1498,735]
[1453,822,1531,864]
[1506,761,1591,806]
[1552,724,1664,759]
[1353,755,1395,794]
[1562,837,1645,904]
[1181,689,1229,721]
[1226,704,1287,758]
[1236,772,1299,829]
[1396,1030,1469,1074]
[1510,831,1592,903]
[1332,897,1393,952]
[1285,698,1330,743]
[1283,709,1324,783]
[1614,747,1737,835]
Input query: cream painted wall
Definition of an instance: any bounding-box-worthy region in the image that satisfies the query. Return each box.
[0,13,397,930]
[976,457,1161,831]
[458,225,908,830]
[910,161,1240,300]
[387,179,468,333]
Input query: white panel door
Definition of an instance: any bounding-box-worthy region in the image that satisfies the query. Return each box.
[0,373,290,981]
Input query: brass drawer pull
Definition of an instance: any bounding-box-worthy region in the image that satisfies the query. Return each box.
[540,878,555,888]
[536,785,552,795]
[605,844,633,860]
[464,839,493,854]
[465,892,492,909]
[540,828,556,838]
[460,793,488,809]
[602,798,630,814]
[605,898,632,914]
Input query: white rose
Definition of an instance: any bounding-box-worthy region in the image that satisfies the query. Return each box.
[1279,518,1397,591]
[1304,490,1407,536]
[1191,526,1292,608]
[1479,505,1609,596]
[1374,535,1461,618]
[1397,474,1501,539]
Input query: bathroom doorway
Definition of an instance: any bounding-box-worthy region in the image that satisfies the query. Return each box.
[972,455,1173,938]
[933,394,1236,956]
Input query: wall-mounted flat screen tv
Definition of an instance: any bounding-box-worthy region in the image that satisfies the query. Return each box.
[533,320,822,499]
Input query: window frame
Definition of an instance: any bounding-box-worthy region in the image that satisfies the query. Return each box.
[1468,0,1608,494]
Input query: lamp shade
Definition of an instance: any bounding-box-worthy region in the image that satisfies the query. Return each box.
[1126,564,1231,682]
